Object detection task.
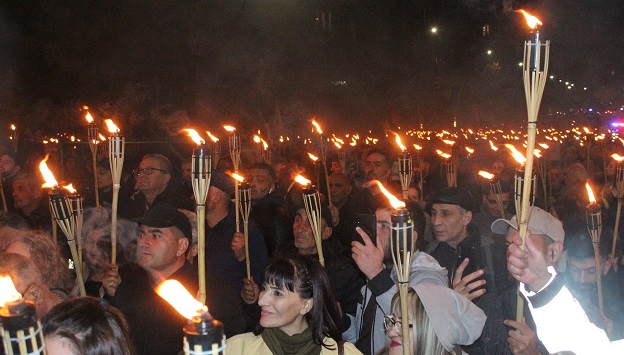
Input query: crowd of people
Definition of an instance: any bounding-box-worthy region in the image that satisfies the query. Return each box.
[0,130,623,355]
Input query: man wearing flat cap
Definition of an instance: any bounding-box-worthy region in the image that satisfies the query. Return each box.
[103,202,245,355]
[426,187,509,301]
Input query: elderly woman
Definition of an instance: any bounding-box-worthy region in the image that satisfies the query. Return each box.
[227,254,361,354]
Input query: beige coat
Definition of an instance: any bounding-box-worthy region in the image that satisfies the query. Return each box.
[226,332,362,355]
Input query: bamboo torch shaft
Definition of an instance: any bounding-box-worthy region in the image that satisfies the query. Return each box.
[399,284,410,355]
[197,205,207,305]
[594,243,604,312]
[244,221,250,280]
[0,187,7,212]
[612,199,622,259]
[111,184,120,264]
[92,153,100,208]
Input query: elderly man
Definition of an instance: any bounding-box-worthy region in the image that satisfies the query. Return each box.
[122,154,193,218]
[246,162,292,256]
[426,187,508,299]
[345,201,480,354]
[103,202,245,355]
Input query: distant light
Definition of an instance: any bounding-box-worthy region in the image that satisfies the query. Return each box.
[559,80,562,82]
[567,86,572,89]
[565,82,569,85]
[584,87,587,90]
[549,75,554,79]
[518,62,523,66]
[431,27,438,34]
[487,50,492,55]
[570,83,574,87]
[588,108,593,112]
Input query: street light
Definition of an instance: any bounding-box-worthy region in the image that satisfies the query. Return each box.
[431,27,437,34]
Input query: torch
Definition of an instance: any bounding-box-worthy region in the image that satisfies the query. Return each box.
[585,183,604,312]
[537,143,550,211]
[376,180,413,355]
[254,135,271,165]
[295,175,325,267]
[97,133,108,161]
[10,124,18,153]
[184,129,212,306]
[312,120,332,206]
[436,149,455,187]
[394,133,413,200]
[307,153,321,189]
[156,280,225,355]
[67,184,85,275]
[232,173,252,280]
[334,141,347,174]
[610,154,624,259]
[414,144,424,196]
[86,112,100,208]
[0,276,46,355]
[40,157,86,296]
[224,126,241,234]
[106,119,125,265]
[478,170,506,218]
[206,131,221,169]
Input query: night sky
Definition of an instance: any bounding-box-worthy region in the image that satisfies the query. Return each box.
[0,0,622,136]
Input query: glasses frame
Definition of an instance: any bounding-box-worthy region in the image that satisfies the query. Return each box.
[383,315,413,334]
[134,167,168,176]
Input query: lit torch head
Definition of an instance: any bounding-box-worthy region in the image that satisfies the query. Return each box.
[414,144,422,151]
[39,155,59,188]
[294,175,312,187]
[253,135,261,144]
[436,150,452,160]
[308,153,319,162]
[612,154,624,163]
[394,132,407,152]
[489,140,499,151]
[85,112,94,124]
[10,124,15,131]
[520,9,543,29]
[183,129,205,146]
[0,276,22,307]
[478,171,495,180]
[156,280,204,320]
[586,182,597,205]
[231,173,244,183]
[442,139,456,146]
[223,125,236,133]
[505,144,527,166]
[104,119,120,134]
[311,119,323,135]
[206,131,219,143]
[63,184,77,194]
[375,180,406,210]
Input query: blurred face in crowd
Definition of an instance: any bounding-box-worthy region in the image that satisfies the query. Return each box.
[482,191,510,218]
[293,209,329,255]
[365,152,392,182]
[97,166,113,191]
[375,208,393,262]
[431,204,471,248]
[13,179,41,213]
[136,157,170,195]
[568,256,604,292]
[181,162,192,181]
[248,168,275,201]
[0,154,18,177]
[83,230,108,272]
[136,225,186,274]
[492,161,505,175]
[328,174,352,207]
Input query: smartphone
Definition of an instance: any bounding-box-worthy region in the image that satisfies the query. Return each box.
[356,213,376,246]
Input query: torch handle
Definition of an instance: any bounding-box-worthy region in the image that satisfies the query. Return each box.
[111,184,120,265]
[92,152,100,208]
[244,221,250,280]
[612,199,622,260]
[594,243,604,313]
[197,205,207,305]
[68,239,87,296]
[0,186,6,212]
[234,183,240,233]
[323,159,332,206]
[398,284,410,355]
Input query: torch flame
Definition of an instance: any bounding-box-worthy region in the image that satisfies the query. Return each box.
[489,140,498,151]
[63,184,77,194]
[183,129,205,146]
[0,276,22,307]
[311,120,323,134]
[39,155,59,188]
[155,280,203,320]
[520,10,543,29]
[334,142,342,149]
[505,144,526,165]
[436,150,452,159]
[442,139,456,146]
[538,143,549,149]
[586,182,597,204]
[465,147,474,154]
[414,144,422,151]
[294,175,311,186]
[206,131,219,142]
[85,112,94,123]
[308,153,319,162]
[104,119,120,134]
[612,154,624,162]
[394,133,407,151]
[262,139,268,150]
[253,135,261,143]
[478,171,495,180]
[223,125,236,132]
[98,133,106,141]
[230,173,245,182]
[374,180,406,209]
[534,149,542,158]
[10,124,15,131]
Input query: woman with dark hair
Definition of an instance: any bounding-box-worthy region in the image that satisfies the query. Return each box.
[42,297,135,355]
[227,254,361,354]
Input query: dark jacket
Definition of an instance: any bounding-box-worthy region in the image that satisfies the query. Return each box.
[120,180,194,219]
[249,190,293,257]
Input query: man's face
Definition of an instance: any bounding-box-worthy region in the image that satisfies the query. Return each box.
[136,226,183,272]
[97,166,113,190]
[504,228,550,264]
[407,187,420,203]
[248,168,275,201]
[12,180,39,211]
[328,175,352,207]
[431,204,470,247]
[293,210,317,254]
[181,162,192,181]
[364,153,392,182]
[492,161,505,175]
[0,155,16,176]
[482,192,510,218]
[568,256,599,292]
[375,208,393,262]
[136,157,170,194]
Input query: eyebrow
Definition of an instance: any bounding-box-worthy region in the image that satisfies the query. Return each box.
[142,228,164,234]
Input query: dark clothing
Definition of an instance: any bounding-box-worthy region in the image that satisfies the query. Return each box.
[106,262,245,355]
[249,190,293,257]
[331,198,359,255]
[204,202,268,292]
[120,181,194,219]
[17,201,51,232]
[2,172,17,211]
[427,224,510,296]
[472,209,513,246]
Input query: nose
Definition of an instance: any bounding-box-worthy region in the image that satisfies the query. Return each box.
[257,291,268,307]
[580,271,593,284]
[387,324,399,338]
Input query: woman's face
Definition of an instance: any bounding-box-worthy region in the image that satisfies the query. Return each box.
[387,310,413,355]
[258,283,311,336]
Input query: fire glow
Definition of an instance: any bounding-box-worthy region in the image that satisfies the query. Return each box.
[40,155,59,188]
[0,276,21,307]
[520,9,542,29]
[294,175,311,186]
[586,182,597,204]
[156,280,203,319]
[478,171,495,180]
[505,144,526,165]
[183,129,205,146]
[104,119,120,134]
[311,120,323,134]
[375,180,405,210]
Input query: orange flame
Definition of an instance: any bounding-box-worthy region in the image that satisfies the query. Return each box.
[442,139,455,146]
[206,131,219,142]
[39,155,59,188]
[612,154,624,162]
[104,119,120,134]
[394,133,407,151]
[10,124,15,131]
[436,150,452,159]
[155,280,203,319]
[0,276,21,307]
[374,180,406,210]
[223,125,236,132]
[311,120,323,134]
[294,175,311,186]
[334,142,342,149]
[253,135,261,143]
[85,112,94,123]
[586,182,597,204]
[262,139,268,150]
[489,140,498,151]
[230,173,245,182]
[414,144,422,151]
[538,143,549,149]
[63,184,77,194]
[505,144,526,165]
[520,10,543,29]
[308,153,319,162]
[465,147,474,154]
[534,149,542,158]
[183,129,205,146]
[98,133,106,141]
[478,171,494,180]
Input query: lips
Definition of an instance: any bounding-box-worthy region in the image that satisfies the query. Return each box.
[390,340,402,348]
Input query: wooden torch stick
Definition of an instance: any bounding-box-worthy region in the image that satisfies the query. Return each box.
[239,182,252,279]
[303,186,325,267]
[107,121,125,265]
[390,207,413,355]
[0,183,7,212]
[229,131,241,233]
[586,183,604,313]
[611,162,624,259]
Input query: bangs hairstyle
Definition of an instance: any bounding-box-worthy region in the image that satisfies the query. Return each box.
[256,255,343,349]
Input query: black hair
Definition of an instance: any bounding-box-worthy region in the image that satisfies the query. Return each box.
[366,148,393,167]
[255,255,342,349]
[42,297,135,355]
[249,162,277,181]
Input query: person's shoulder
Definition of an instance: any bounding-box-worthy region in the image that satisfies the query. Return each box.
[226,332,270,354]
[320,338,362,355]
[408,250,448,286]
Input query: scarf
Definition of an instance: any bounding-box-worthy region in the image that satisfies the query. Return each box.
[261,327,322,355]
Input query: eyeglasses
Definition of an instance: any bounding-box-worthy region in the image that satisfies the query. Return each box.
[383,315,413,334]
[134,167,168,176]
